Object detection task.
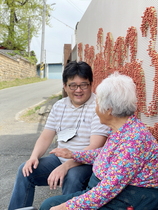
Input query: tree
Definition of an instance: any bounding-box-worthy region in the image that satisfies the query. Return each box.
[0,0,53,50]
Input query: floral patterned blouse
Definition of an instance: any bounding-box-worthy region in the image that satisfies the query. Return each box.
[66,115,158,209]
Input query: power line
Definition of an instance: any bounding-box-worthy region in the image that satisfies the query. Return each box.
[52,16,74,30]
[66,0,83,14]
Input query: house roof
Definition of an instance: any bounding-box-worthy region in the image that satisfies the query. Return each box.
[0,49,29,62]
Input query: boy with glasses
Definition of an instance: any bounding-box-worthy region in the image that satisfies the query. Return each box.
[8,61,109,210]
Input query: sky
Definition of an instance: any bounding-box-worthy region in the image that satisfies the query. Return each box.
[30,0,92,64]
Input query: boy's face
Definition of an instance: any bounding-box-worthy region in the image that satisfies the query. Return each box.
[64,75,92,107]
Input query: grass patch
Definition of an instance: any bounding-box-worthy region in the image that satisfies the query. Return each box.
[0,77,47,90]
[23,105,41,117]
[50,94,62,100]
[22,94,62,118]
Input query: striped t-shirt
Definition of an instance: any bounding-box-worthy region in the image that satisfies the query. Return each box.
[45,93,109,163]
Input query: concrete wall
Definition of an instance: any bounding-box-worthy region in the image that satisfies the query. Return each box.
[0,50,37,81]
[76,0,158,140]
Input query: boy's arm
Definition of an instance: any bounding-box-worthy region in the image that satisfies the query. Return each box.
[48,135,107,190]
[23,129,56,177]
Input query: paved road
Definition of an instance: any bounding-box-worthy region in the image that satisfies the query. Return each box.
[0,79,62,210]
[0,79,62,132]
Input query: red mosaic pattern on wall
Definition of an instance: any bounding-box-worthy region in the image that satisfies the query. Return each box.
[77,6,158,140]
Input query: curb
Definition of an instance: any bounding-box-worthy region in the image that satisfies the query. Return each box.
[15,91,62,121]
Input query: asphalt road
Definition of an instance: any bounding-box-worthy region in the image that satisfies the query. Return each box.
[0,79,63,210]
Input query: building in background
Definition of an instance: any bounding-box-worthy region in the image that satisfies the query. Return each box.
[37,63,62,79]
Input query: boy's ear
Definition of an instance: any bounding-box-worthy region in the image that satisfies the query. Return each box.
[63,83,68,93]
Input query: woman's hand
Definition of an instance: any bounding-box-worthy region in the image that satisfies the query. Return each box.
[50,148,73,159]
[50,202,66,210]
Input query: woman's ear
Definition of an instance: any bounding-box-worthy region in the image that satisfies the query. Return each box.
[107,108,112,115]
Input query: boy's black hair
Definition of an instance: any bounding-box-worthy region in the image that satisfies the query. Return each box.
[62,61,93,84]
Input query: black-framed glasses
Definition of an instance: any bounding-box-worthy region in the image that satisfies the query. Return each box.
[68,83,90,90]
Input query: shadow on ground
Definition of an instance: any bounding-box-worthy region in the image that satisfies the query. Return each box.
[0,133,61,210]
[0,97,61,210]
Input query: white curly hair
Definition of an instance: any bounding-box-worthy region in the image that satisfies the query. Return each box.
[96,72,137,117]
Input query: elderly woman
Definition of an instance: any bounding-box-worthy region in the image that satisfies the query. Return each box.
[40,72,158,210]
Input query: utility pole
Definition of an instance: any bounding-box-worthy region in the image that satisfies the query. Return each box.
[40,0,46,78]
[28,17,31,57]
[40,2,55,78]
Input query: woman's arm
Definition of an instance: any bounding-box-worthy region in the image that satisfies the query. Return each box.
[65,141,144,209]
[50,146,102,165]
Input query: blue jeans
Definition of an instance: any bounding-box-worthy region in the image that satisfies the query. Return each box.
[40,173,158,210]
[8,154,92,210]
